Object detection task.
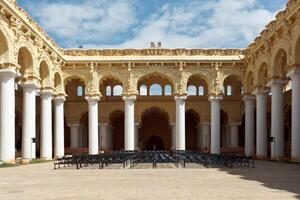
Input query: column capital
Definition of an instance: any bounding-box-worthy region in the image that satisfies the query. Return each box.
[267,78,288,87]
[0,68,20,78]
[287,68,300,79]
[53,95,66,102]
[242,95,255,102]
[40,88,54,97]
[20,80,40,90]
[122,95,137,102]
[208,95,223,102]
[85,95,100,102]
[174,95,187,102]
[253,87,270,96]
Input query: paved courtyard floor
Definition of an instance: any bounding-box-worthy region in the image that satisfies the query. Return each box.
[0,161,300,200]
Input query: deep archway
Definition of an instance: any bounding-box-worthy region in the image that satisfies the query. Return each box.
[139,107,171,150]
[146,135,164,150]
[109,110,125,150]
[185,109,200,150]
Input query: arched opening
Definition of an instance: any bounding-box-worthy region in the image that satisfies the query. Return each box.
[99,77,123,98]
[185,109,200,150]
[18,47,33,76]
[257,63,268,88]
[109,110,125,150]
[54,73,63,94]
[0,31,9,61]
[39,61,51,88]
[139,107,171,150]
[274,49,288,79]
[223,75,243,97]
[187,74,209,97]
[245,72,254,95]
[138,73,173,97]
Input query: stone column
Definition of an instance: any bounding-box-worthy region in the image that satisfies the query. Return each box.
[201,122,210,150]
[134,122,140,150]
[254,88,269,158]
[288,69,300,161]
[229,123,240,148]
[175,95,187,150]
[86,96,100,155]
[21,81,38,163]
[123,95,136,151]
[40,89,53,160]
[209,95,223,154]
[170,122,176,150]
[0,68,18,163]
[243,95,255,156]
[53,96,65,158]
[69,124,80,148]
[268,79,286,159]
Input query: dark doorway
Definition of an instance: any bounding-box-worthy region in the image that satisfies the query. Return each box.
[146,135,164,150]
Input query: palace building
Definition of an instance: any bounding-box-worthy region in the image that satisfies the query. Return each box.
[0,0,300,164]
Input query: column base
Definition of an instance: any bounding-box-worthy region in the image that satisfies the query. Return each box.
[21,158,31,164]
[0,159,16,164]
[270,156,284,161]
[255,155,268,160]
[290,157,300,163]
[40,157,53,161]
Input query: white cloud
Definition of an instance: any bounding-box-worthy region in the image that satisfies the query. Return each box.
[28,0,137,47]
[116,0,278,48]
[26,0,283,48]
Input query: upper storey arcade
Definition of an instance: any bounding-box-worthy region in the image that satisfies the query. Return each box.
[1,0,300,97]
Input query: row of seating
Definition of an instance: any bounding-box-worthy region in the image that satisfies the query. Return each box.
[53,150,255,169]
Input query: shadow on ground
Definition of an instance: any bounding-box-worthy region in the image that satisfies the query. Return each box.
[219,160,300,199]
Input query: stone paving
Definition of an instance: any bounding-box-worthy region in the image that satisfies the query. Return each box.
[0,161,300,200]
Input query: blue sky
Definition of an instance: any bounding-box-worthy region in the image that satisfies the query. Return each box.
[17,0,287,49]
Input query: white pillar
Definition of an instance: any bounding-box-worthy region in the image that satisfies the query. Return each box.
[229,123,240,148]
[123,95,136,151]
[86,96,100,155]
[69,124,80,148]
[0,69,18,163]
[201,123,210,150]
[209,95,223,154]
[53,96,65,158]
[170,122,176,150]
[40,89,53,160]
[243,95,255,156]
[134,122,139,150]
[268,79,286,159]
[21,82,38,163]
[254,89,269,158]
[288,69,300,161]
[175,95,187,150]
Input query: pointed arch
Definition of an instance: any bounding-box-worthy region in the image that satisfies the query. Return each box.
[18,47,33,75]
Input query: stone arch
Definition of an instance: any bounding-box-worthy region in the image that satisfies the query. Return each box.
[0,30,9,62]
[139,106,171,150]
[17,47,33,75]
[187,74,210,96]
[39,60,52,88]
[257,63,268,87]
[99,75,124,97]
[64,75,87,88]
[244,71,254,94]
[136,72,176,94]
[54,72,64,94]
[273,49,288,78]
[223,75,243,96]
